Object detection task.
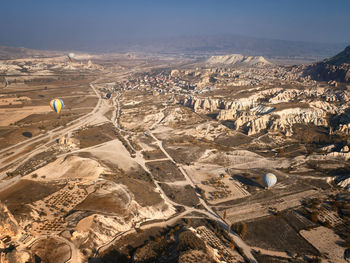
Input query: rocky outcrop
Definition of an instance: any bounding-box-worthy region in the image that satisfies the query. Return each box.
[245,114,272,135]
[181,85,350,136]
[275,108,327,133]
[298,45,350,83]
[338,123,350,134]
[231,107,326,136]
[170,69,180,77]
[334,173,350,190]
[300,62,350,83]
[309,101,338,114]
[183,96,258,113]
[325,45,350,66]
[183,97,226,112]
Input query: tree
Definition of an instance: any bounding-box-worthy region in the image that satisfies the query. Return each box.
[231,222,247,238]
[310,211,319,223]
[278,147,285,157]
[241,223,247,238]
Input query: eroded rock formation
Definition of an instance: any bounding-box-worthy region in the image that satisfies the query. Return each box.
[181,86,350,136]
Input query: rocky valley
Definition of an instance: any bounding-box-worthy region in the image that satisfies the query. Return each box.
[0,45,350,263]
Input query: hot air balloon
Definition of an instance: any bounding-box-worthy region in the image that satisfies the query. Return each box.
[67,53,75,62]
[262,173,277,189]
[50,98,64,114]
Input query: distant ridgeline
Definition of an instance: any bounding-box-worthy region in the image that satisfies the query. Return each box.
[0,46,63,60]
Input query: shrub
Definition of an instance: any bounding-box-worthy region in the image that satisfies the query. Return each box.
[322,220,332,228]
[310,212,319,223]
[344,234,350,248]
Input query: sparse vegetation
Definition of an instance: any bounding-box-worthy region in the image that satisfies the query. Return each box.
[177,231,207,252]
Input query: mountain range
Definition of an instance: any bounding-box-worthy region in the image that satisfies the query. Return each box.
[0,46,64,60]
[0,34,348,60]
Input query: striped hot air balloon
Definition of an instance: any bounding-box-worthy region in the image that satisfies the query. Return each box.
[50,98,64,114]
[262,173,277,189]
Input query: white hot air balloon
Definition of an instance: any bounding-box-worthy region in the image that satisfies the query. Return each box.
[262,173,277,189]
[67,53,75,62]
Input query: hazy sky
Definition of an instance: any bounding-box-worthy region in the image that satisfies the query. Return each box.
[1,0,349,50]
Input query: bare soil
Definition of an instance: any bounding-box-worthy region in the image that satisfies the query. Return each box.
[146,160,185,182]
[214,133,253,147]
[74,192,128,215]
[142,149,166,160]
[164,145,207,165]
[74,123,118,148]
[103,174,163,207]
[243,215,320,256]
[160,183,200,207]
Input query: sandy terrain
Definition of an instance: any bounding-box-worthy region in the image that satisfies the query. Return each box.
[0,105,51,126]
[25,155,106,180]
[82,139,140,171]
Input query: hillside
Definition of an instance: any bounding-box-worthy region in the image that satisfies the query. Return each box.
[299,45,350,83]
[325,45,350,66]
[205,54,272,66]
